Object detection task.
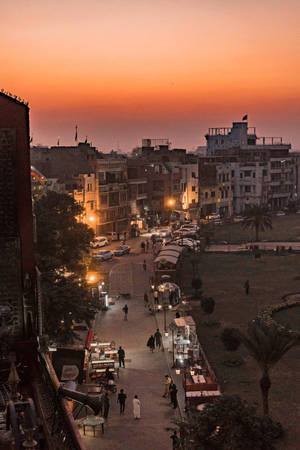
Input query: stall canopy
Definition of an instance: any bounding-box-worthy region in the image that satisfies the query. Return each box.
[154,254,178,265]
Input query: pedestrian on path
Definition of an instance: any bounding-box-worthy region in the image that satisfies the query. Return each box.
[244,280,250,295]
[143,259,147,272]
[154,328,162,350]
[123,304,128,320]
[103,393,110,419]
[170,430,180,449]
[117,389,127,414]
[133,395,141,419]
[147,335,155,352]
[141,241,145,253]
[144,292,149,308]
[170,383,178,409]
[118,346,125,368]
[98,388,105,415]
[153,290,159,305]
[163,375,171,398]
[146,240,149,252]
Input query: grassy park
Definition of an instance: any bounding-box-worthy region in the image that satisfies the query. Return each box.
[213,214,300,243]
[179,252,300,449]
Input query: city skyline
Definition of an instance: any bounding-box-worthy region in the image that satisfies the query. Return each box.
[2,0,300,151]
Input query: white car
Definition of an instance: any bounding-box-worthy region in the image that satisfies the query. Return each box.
[276,211,286,216]
[158,229,171,238]
[90,236,109,248]
[93,250,114,261]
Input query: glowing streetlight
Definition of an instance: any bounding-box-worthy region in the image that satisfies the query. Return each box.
[89,216,95,222]
[167,199,175,207]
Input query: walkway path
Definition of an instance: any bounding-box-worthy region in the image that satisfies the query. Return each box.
[81,251,182,450]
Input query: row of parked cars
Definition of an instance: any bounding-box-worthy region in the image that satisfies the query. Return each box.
[92,245,131,261]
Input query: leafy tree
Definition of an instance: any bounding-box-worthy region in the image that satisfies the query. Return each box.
[191,277,202,298]
[201,296,215,314]
[221,328,241,352]
[232,319,300,416]
[242,205,272,241]
[175,395,283,450]
[41,272,95,344]
[34,191,94,275]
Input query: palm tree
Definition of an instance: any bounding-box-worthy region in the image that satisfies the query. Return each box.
[233,320,300,416]
[242,205,272,241]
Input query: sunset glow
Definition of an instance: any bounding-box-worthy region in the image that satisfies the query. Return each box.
[2,0,300,149]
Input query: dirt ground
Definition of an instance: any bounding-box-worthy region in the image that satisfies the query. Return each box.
[179,252,300,449]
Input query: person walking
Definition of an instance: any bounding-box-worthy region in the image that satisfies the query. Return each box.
[117,389,127,414]
[147,335,155,352]
[154,328,162,350]
[170,430,180,449]
[122,304,128,320]
[170,383,178,409]
[244,280,250,295]
[153,290,159,305]
[144,292,149,308]
[143,259,147,272]
[118,346,125,368]
[133,395,141,419]
[141,241,145,253]
[146,240,149,252]
[98,388,105,415]
[163,375,171,398]
[103,393,110,419]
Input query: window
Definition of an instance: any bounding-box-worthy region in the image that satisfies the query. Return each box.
[263,169,267,176]
[244,171,251,177]
[240,173,243,179]
[87,183,93,192]
[192,186,196,192]
[205,192,208,199]
[231,170,235,178]
[192,172,196,178]
[253,172,256,178]
[88,201,94,210]
[245,186,251,193]
[211,191,215,197]
[100,194,107,205]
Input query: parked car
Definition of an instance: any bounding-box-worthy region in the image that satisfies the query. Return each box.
[296,210,300,214]
[276,211,286,216]
[93,250,114,261]
[114,245,131,256]
[158,228,171,238]
[233,216,244,223]
[206,213,220,221]
[90,236,109,248]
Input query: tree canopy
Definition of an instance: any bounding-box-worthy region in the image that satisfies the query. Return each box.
[242,205,272,241]
[176,395,282,450]
[34,191,94,275]
[34,191,96,343]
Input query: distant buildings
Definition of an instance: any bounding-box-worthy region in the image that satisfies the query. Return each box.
[30,121,299,232]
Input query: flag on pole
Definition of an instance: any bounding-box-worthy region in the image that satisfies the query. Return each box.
[242,114,248,121]
[75,125,78,142]
[57,137,60,146]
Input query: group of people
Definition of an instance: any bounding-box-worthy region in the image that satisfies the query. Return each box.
[146,328,162,352]
[99,388,141,420]
[140,240,150,253]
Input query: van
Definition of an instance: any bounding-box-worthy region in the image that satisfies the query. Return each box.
[106,232,119,241]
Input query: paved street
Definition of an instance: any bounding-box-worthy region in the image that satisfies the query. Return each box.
[80,250,183,450]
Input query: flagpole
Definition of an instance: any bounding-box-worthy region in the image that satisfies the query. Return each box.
[75,125,78,142]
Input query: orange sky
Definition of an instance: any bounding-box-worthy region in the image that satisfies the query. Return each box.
[1,0,300,150]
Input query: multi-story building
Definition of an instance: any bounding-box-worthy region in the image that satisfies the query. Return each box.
[205,121,294,212]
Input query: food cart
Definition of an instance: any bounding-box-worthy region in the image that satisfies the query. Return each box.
[169,316,199,366]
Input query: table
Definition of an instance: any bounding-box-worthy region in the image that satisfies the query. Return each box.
[83,416,105,436]
[192,374,206,384]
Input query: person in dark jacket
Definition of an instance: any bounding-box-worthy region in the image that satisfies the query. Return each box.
[117,389,127,414]
[103,393,110,419]
[118,346,125,368]
[170,383,178,409]
[154,328,162,350]
[147,335,155,352]
[123,304,128,320]
[170,430,180,449]
[244,280,250,295]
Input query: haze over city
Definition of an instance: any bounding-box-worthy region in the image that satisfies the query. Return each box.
[2,0,300,151]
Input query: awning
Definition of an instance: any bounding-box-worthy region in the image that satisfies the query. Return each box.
[154,255,178,265]
[163,245,183,253]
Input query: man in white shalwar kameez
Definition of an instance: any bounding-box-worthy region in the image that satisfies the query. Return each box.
[133,395,141,419]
